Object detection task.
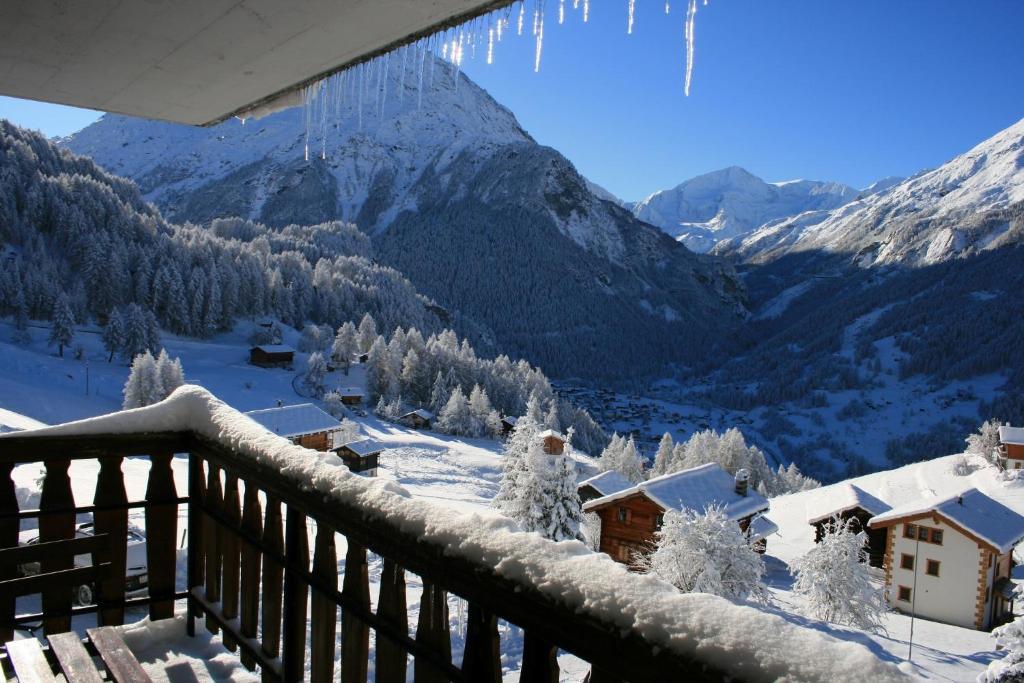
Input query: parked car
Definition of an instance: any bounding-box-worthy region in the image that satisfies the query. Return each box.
[21,522,148,605]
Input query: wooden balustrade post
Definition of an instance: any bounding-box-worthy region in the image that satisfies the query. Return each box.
[204,462,223,634]
[521,631,559,683]
[582,667,622,683]
[374,558,407,683]
[39,458,75,635]
[281,506,309,682]
[340,542,369,683]
[311,523,339,683]
[187,454,206,637]
[239,480,263,670]
[220,472,241,651]
[93,455,128,626]
[260,496,284,682]
[414,581,451,683]
[146,450,178,621]
[461,602,501,682]
[0,462,18,642]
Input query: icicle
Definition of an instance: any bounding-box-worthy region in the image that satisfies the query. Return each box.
[665,0,671,13]
[534,8,545,72]
[559,0,565,25]
[684,0,697,96]
[487,27,495,64]
[398,45,408,104]
[417,43,426,111]
[497,16,505,41]
[583,0,589,23]
[628,0,636,34]
[357,63,364,131]
[532,7,539,36]
[518,2,526,35]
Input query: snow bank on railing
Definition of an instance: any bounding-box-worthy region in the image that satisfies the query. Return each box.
[0,386,905,682]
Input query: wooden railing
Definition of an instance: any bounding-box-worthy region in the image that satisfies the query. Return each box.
[0,430,729,682]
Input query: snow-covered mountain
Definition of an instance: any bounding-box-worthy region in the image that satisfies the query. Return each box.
[63,58,745,380]
[632,166,859,253]
[721,119,1024,267]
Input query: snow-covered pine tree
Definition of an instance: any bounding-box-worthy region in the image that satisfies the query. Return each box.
[122,351,161,409]
[651,432,675,477]
[102,309,125,362]
[544,402,561,432]
[298,324,323,353]
[790,517,885,631]
[545,439,583,541]
[48,292,75,357]
[618,435,646,483]
[436,387,473,435]
[468,385,495,438]
[155,349,185,400]
[357,313,378,353]
[365,336,394,403]
[400,348,430,404]
[636,505,769,603]
[967,419,1006,467]
[11,289,30,344]
[981,594,1024,682]
[597,433,625,473]
[428,371,450,414]
[305,351,328,397]
[494,407,541,517]
[331,321,358,372]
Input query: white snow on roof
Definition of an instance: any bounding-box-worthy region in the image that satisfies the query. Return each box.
[501,416,518,426]
[749,516,779,542]
[402,409,433,420]
[335,439,384,457]
[583,463,770,522]
[0,408,47,433]
[579,470,634,497]
[999,426,1024,446]
[869,488,1024,554]
[338,387,363,397]
[0,386,902,682]
[244,403,340,438]
[252,344,294,354]
[805,484,892,525]
[538,429,565,441]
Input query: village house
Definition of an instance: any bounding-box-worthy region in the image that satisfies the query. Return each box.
[500,416,518,438]
[805,483,892,567]
[337,387,364,407]
[333,439,383,476]
[248,344,294,368]
[244,403,342,451]
[583,464,776,565]
[538,429,566,455]
[998,426,1024,470]
[399,408,433,430]
[577,470,634,504]
[868,488,1024,630]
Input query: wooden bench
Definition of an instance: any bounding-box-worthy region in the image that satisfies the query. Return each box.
[4,627,152,683]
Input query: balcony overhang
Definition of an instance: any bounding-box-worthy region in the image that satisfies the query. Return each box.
[0,0,513,126]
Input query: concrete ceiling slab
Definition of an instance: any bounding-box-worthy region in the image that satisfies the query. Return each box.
[0,0,513,126]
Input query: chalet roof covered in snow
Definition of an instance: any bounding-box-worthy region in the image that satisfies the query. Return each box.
[538,429,565,441]
[0,0,515,125]
[749,516,779,542]
[501,416,519,427]
[578,471,634,498]
[334,439,384,458]
[244,403,340,438]
[251,344,294,354]
[805,484,892,525]
[869,488,1024,554]
[999,426,1024,445]
[583,463,770,522]
[338,387,364,397]
[401,409,434,420]
[0,408,47,434]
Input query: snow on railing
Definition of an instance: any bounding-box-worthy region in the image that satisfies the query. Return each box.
[0,385,904,682]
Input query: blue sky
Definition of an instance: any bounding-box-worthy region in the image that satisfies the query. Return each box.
[2,1,1023,201]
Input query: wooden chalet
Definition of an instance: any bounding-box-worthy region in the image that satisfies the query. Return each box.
[805,484,891,567]
[500,416,518,438]
[333,439,383,476]
[399,409,433,430]
[337,387,364,407]
[245,403,342,451]
[869,488,1024,630]
[248,344,294,369]
[577,470,634,504]
[538,429,566,455]
[583,464,775,566]
[998,426,1024,470]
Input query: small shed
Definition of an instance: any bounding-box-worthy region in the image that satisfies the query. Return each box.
[806,484,891,567]
[333,439,383,476]
[500,416,518,437]
[245,403,342,451]
[999,426,1024,470]
[250,344,294,368]
[577,470,633,504]
[538,429,566,455]
[338,388,364,406]
[400,409,433,430]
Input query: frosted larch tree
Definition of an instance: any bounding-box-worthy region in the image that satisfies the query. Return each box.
[618,435,646,483]
[357,313,378,353]
[48,292,75,357]
[436,387,473,435]
[494,406,541,517]
[122,351,161,409]
[102,310,125,362]
[331,321,359,373]
[967,419,1006,467]
[651,432,675,477]
[305,351,328,397]
[155,349,185,398]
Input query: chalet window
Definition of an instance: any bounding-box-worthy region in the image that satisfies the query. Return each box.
[617,507,631,524]
[904,524,916,539]
[897,586,912,602]
[655,514,664,530]
[930,529,943,545]
[917,526,929,541]
[925,559,940,577]
[900,554,914,571]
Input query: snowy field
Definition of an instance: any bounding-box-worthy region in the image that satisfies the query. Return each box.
[0,320,1016,680]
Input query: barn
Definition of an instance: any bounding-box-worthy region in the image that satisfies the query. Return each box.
[244,403,342,451]
[400,409,433,430]
[337,388,364,406]
[249,344,295,368]
[805,483,891,567]
[998,426,1024,470]
[538,429,566,455]
[333,439,383,476]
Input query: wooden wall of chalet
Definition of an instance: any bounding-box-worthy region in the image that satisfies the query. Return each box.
[293,431,333,452]
[812,508,887,568]
[249,348,293,367]
[542,436,565,455]
[578,484,604,504]
[594,494,662,565]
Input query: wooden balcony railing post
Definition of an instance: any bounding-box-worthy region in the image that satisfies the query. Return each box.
[260,495,284,681]
[461,602,501,682]
[521,631,559,683]
[414,581,452,683]
[187,454,206,637]
[220,472,241,651]
[146,449,178,621]
[0,462,18,642]
[583,667,623,683]
[340,542,369,683]
[93,454,128,626]
[39,458,75,635]
[311,523,339,683]
[375,558,408,683]
[282,506,309,682]
[204,462,223,634]
[239,480,263,670]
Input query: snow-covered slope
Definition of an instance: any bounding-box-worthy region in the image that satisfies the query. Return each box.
[633,166,858,253]
[723,118,1024,266]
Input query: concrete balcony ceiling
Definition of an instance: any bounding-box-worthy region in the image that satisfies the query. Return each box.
[0,0,513,126]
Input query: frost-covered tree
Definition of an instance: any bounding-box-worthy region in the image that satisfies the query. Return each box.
[544,438,584,541]
[364,336,394,403]
[331,321,358,372]
[121,304,160,360]
[436,387,473,435]
[494,407,540,517]
[305,351,328,397]
[617,436,646,483]
[468,385,496,438]
[981,598,1024,682]
[400,349,430,404]
[582,513,602,551]
[597,433,625,474]
[651,432,674,478]
[357,313,378,353]
[102,310,125,362]
[155,349,185,398]
[967,419,1006,467]
[11,289,30,344]
[48,292,75,357]
[298,324,324,353]
[636,506,768,603]
[122,351,161,409]
[790,518,885,631]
